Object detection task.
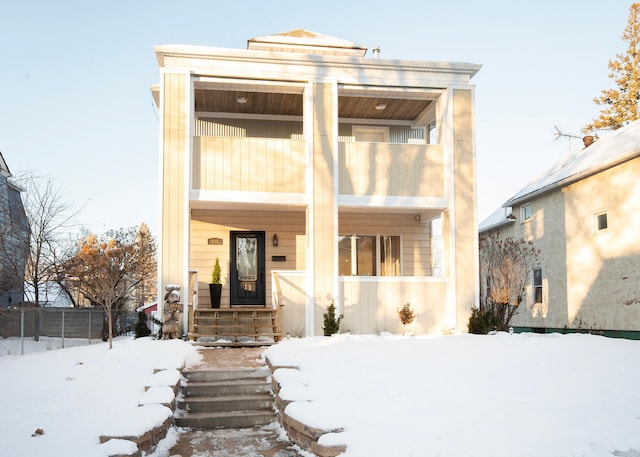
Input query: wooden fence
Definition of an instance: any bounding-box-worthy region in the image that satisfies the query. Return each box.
[0,308,137,339]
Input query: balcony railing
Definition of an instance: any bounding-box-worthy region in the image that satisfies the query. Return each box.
[193,136,306,193]
[192,136,445,200]
[338,142,445,198]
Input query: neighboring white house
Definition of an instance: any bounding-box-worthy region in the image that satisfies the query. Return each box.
[24,282,74,308]
[479,120,640,339]
[153,29,481,337]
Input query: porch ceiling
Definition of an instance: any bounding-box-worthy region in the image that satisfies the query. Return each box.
[194,88,433,122]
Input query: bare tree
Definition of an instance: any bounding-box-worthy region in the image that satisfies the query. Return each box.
[474,233,540,332]
[0,173,80,308]
[18,173,80,305]
[63,225,156,349]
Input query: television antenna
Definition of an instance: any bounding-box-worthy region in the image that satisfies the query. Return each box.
[553,125,581,152]
[553,125,581,141]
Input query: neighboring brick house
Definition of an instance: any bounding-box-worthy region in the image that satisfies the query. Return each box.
[153,30,481,337]
[479,120,640,338]
[0,151,28,307]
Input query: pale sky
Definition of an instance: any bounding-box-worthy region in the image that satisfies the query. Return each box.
[0,0,633,237]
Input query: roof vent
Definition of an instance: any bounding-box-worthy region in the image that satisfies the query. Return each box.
[372,46,380,59]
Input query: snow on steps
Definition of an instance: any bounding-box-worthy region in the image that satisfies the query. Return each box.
[99,368,183,457]
[265,356,348,457]
[174,366,276,429]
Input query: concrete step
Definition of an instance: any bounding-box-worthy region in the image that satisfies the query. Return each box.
[184,367,270,383]
[178,394,274,413]
[181,379,272,397]
[174,409,276,429]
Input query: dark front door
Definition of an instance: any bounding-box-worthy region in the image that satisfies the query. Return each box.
[230,231,266,306]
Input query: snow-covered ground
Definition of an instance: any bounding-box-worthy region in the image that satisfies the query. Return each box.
[265,333,640,457]
[1,332,639,457]
[0,336,200,457]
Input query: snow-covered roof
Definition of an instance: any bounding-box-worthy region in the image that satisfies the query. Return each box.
[478,206,515,233]
[506,120,640,206]
[136,302,158,313]
[247,29,368,57]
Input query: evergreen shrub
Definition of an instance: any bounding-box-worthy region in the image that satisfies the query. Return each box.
[134,310,152,339]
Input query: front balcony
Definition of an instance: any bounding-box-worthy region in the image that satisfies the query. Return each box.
[192,136,446,205]
[338,142,445,199]
[192,136,306,194]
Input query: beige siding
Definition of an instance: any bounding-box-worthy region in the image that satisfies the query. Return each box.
[192,137,305,193]
[190,209,306,308]
[161,73,187,290]
[274,271,307,337]
[339,212,432,276]
[341,278,447,334]
[195,118,303,139]
[338,143,444,197]
[452,89,477,328]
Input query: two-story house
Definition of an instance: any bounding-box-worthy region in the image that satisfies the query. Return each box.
[153,30,481,339]
[0,151,28,307]
[479,120,640,339]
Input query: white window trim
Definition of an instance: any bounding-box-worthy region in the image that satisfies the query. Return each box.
[521,203,532,223]
[532,267,543,306]
[593,210,609,234]
[352,125,390,143]
[339,234,403,276]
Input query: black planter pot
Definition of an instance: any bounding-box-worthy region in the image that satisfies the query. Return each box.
[209,284,222,308]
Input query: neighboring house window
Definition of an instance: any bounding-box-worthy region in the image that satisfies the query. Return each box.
[521,204,531,222]
[338,234,401,276]
[533,268,543,304]
[594,211,608,232]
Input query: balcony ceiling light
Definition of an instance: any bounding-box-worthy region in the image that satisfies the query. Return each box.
[236,96,248,104]
[375,103,387,110]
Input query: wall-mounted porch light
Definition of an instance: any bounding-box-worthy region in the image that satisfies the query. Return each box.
[272,234,279,247]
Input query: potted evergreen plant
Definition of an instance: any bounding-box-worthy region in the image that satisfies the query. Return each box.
[209,258,222,308]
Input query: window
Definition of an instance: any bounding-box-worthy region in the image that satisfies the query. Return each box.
[339,234,401,276]
[380,235,401,276]
[594,211,608,232]
[352,126,390,143]
[427,120,437,144]
[533,268,543,304]
[521,204,531,222]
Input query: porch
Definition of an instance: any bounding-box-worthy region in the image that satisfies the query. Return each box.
[185,271,449,344]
